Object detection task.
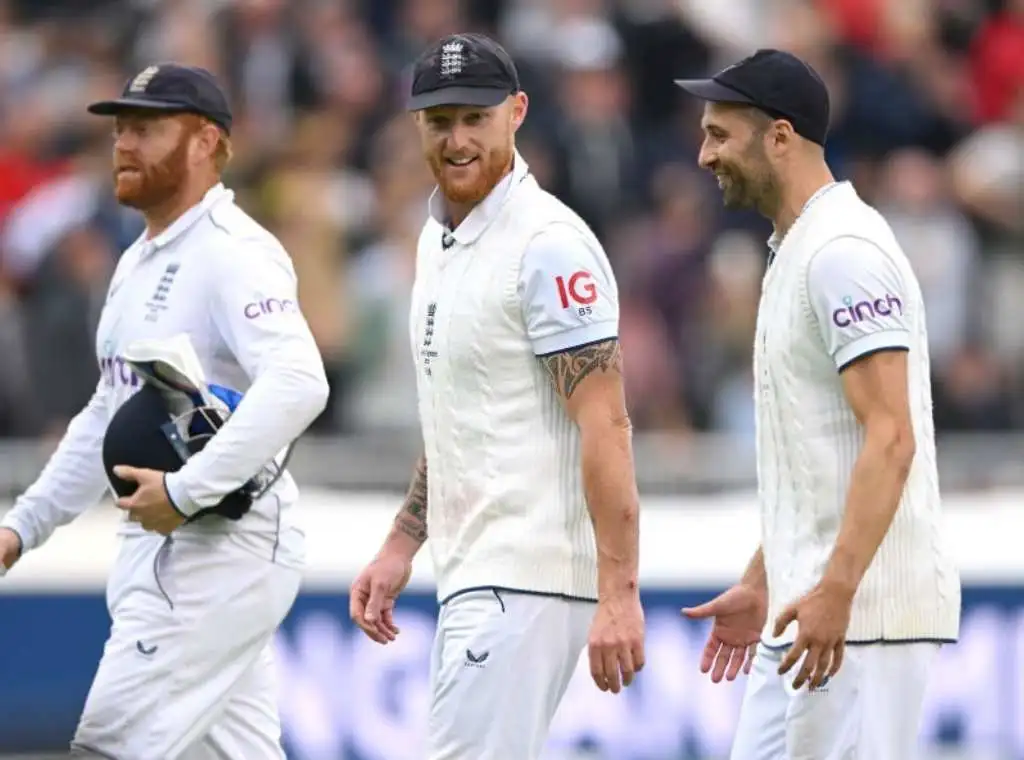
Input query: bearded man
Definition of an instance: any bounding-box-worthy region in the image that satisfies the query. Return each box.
[0,63,329,759]
[676,49,961,760]
[348,33,646,760]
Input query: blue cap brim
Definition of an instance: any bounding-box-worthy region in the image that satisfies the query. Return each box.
[87,97,194,116]
[407,86,510,111]
[673,78,755,105]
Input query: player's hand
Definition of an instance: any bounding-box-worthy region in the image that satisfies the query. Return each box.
[588,591,646,694]
[113,465,185,536]
[350,551,412,645]
[682,583,766,683]
[0,527,23,573]
[773,579,853,690]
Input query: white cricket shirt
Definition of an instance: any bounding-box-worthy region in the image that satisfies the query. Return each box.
[0,183,329,569]
[412,152,618,603]
[756,181,961,646]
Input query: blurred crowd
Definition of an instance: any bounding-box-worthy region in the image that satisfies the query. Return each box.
[0,0,1020,440]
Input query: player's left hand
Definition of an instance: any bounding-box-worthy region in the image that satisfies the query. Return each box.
[113,465,185,536]
[773,579,854,690]
[589,591,646,694]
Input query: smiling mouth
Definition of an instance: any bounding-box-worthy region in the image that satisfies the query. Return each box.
[445,157,477,167]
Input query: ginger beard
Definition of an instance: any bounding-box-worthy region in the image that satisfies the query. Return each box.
[428,134,514,206]
[113,120,195,210]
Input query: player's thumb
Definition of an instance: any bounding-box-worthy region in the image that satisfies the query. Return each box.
[681,592,728,619]
[113,465,139,482]
[773,605,797,638]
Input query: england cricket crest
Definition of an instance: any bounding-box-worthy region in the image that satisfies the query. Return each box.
[129,65,160,93]
[439,41,465,79]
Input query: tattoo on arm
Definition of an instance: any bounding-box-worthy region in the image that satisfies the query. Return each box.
[396,456,428,543]
[540,339,622,400]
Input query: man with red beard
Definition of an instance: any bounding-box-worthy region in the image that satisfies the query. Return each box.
[349,33,646,759]
[0,63,329,758]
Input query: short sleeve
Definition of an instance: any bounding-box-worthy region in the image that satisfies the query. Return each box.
[518,225,619,355]
[807,238,912,372]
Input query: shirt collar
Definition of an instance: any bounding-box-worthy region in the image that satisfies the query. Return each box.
[427,150,531,246]
[766,180,847,254]
[147,182,234,251]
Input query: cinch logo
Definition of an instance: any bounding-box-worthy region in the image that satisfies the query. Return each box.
[99,355,140,389]
[555,271,597,309]
[244,298,299,319]
[832,294,903,328]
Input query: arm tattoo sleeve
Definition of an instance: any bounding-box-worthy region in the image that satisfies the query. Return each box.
[396,455,428,543]
[539,339,622,401]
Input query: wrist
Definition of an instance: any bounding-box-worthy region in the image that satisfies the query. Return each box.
[381,525,422,562]
[0,526,23,558]
[739,579,768,603]
[598,569,639,600]
[163,472,199,517]
[822,546,863,597]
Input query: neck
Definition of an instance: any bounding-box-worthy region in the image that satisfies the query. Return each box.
[771,162,836,241]
[446,199,475,230]
[444,160,514,229]
[143,178,218,239]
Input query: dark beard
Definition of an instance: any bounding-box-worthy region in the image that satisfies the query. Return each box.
[721,166,779,218]
[114,136,191,210]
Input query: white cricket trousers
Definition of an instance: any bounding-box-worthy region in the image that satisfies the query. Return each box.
[426,588,595,760]
[70,532,301,760]
[730,641,940,760]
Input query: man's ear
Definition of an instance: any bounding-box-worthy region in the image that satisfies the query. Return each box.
[511,91,529,132]
[190,121,220,165]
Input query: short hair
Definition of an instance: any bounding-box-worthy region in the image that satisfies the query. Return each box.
[741,105,774,134]
[213,130,233,173]
[180,113,233,173]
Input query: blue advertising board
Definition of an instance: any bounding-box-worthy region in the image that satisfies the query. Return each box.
[0,588,1022,758]
[1,489,1022,759]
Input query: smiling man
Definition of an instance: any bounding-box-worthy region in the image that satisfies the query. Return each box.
[348,33,645,760]
[675,49,961,760]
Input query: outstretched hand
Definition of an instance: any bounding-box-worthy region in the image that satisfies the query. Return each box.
[682,583,766,683]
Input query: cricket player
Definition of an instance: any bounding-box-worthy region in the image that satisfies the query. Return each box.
[674,49,961,759]
[0,63,329,759]
[348,33,645,759]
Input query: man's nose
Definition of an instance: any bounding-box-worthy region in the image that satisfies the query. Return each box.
[446,123,472,152]
[114,132,138,153]
[697,141,715,170]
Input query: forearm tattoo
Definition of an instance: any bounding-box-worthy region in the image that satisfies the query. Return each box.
[396,456,428,543]
[540,339,622,400]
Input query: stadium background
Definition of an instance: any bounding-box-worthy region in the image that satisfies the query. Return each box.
[0,0,1020,757]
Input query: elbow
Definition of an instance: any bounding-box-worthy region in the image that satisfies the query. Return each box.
[881,421,916,477]
[278,360,331,426]
[576,402,632,439]
[304,367,331,421]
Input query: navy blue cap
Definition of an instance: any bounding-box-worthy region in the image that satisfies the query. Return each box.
[88,63,233,135]
[675,49,830,146]
[408,33,520,111]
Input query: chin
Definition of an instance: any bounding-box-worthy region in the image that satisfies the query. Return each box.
[440,181,489,205]
[114,191,145,209]
[114,179,143,207]
[722,191,754,211]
